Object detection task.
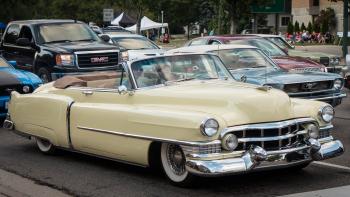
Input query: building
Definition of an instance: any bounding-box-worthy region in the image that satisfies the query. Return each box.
[292,0,345,33]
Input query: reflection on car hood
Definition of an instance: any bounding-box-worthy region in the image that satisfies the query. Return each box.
[231,67,341,85]
[272,56,324,70]
[134,80,294,125]
[42,41,118,53]
[127,49,166,60]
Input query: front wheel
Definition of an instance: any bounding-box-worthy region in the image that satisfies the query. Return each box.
[35,137,56,155]
[160,143,196,187]
[36,67,52,83]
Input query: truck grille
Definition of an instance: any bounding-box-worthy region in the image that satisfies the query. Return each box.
[225,118,315,151]
[76,51,119,69]
[0,85,25,96]
[284,80,333,93]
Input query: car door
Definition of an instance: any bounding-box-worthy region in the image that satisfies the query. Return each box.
[15,25,36,71]
[67,69,150,165]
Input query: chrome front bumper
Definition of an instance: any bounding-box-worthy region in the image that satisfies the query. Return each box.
[185,138,344,176]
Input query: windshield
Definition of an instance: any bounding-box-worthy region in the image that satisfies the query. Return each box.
[130,54,233,88]
[38,23,100,43]
[0,58,10,68]
[112,37,159,50]
[212,48,277,70]
[228,39,286,57]
[267,37,293,50]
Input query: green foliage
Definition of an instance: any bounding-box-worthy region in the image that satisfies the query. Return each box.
[321,20,329,33]
[312,22,320,33]
[307,21,313,32]
[300,22,306,31]
[294,21,300,32]
[287,21,294,34]
[315,7,336,32]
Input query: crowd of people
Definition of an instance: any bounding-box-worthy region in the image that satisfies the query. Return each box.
[286,30,333,44]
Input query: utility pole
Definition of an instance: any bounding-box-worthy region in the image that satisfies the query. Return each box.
[343,0,349,57]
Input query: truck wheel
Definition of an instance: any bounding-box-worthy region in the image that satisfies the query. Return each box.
[35,137,56,155]
[160,143,196,187]
[37,67,52,83]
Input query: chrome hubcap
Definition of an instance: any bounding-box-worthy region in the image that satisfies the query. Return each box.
[166,144,186,176]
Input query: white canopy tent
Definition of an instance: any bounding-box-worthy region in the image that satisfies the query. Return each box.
[111,13,124,25]
[125,16,168,32]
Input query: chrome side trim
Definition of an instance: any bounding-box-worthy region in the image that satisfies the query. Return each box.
[220,118,315,138]
[320,125,334,131]
[67,101,75,148]
[77,126,221,146]
[309,93,347,101]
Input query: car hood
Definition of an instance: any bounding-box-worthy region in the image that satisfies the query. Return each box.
[42,41,118,53]
[231,68,340,85]
[289,49,338,59]
[0,67,42,86]
[134,80,295,125]
[272,56,324,70]
[127,49,166,61]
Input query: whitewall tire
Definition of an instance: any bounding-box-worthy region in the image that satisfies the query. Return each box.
[160,143,196,187]
[35,137,56,154]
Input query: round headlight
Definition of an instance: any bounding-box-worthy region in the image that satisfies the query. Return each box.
[330,58,334,64]
[319,105,334,123]
[333,79,343,90]
[306,124,319,139]
[222,134,238,151]
[334,58,340,65]
[200,118,219,137]
[22,85,30,93]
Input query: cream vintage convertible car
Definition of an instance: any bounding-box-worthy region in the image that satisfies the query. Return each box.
[3,53,344,187]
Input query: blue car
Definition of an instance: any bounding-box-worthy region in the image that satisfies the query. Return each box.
[168,45,347,106]
[0,56,42,118]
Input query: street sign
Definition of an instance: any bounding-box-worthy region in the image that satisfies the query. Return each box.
[103,9,114,22]
[337,32,350,37]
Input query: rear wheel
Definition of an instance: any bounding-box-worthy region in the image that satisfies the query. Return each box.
[36,67,52,83]
[35,137,56,155]
[160,143,196,187]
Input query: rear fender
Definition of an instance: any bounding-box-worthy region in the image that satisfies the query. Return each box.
[8,91,74,148]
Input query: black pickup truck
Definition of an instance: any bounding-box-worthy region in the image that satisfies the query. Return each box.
[0,20,119,82]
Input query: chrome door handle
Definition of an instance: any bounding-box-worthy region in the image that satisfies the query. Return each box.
[82,90,93,96]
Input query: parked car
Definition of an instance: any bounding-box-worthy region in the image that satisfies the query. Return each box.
[106,34,165,61]
[185,36,327,72]
[0,56,42,118]
[4,53,343,186]
[0,20,120,83]
[102,26,132,35]
[168,45,346,106]
[251,34,344,73]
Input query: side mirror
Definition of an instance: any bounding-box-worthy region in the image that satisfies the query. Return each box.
[8,60,17,68]
[100,34,111,42]
[117,85,128,95]
[346,54,350,67]
[16,38,31,47]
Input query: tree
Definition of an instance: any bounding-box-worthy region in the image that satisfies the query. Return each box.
[307,21,313,32]
[321,20,329,33]
[312,22,320,33]
[287,21,294,34]
[294,21,300,32]
[315,7,337,32]
[301,22,306,31]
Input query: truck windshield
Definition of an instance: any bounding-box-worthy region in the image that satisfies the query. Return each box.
[38,23,99,43]
[0,58,10,68]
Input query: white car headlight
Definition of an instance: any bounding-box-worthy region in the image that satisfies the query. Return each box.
[22,85,30,93]
[200,118,219,137]
[222,133,238,151]
[333,79,343,90]
[56,54,74,66]
[319,105,334,123]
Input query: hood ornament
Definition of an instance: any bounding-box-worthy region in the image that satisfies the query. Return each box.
[257,85,272,91]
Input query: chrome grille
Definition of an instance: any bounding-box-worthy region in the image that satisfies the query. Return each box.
[225,118,315,151]
[319,129,331,139]
[76,51,119,68]
[181,143,221,155]
[320,57,329,66]
[290,67,323,73]
[284,80,333,94]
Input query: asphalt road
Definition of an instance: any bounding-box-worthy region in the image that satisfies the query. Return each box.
[0,90,349,197]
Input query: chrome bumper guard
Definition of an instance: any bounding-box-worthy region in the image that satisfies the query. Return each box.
[3,115,14,130]
[185,138,344,176]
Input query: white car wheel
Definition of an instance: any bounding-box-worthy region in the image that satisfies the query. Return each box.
[35,137,56,154]
[160,143,195,186]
